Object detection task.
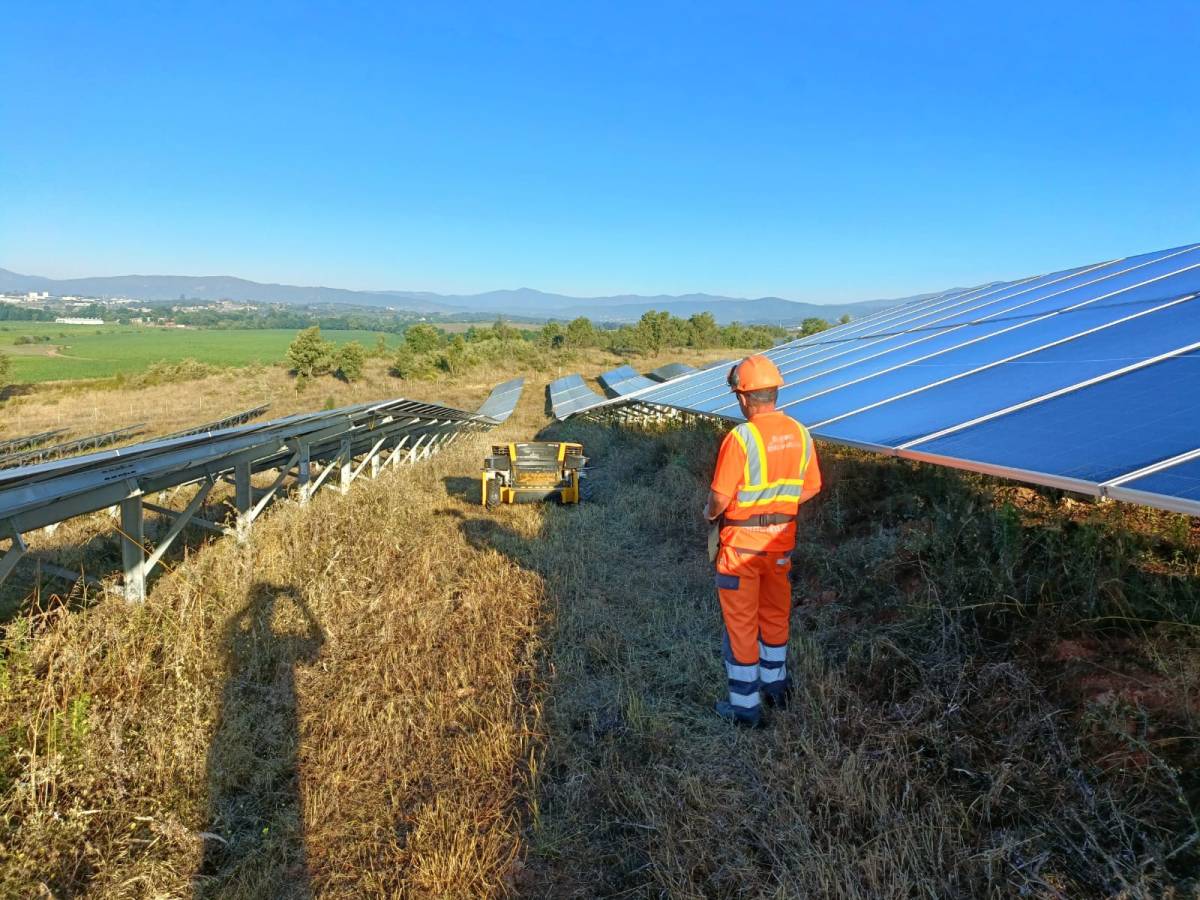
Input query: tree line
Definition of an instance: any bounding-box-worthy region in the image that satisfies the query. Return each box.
[285,310,836,384]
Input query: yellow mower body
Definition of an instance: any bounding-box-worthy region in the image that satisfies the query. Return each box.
[481,442,586,507]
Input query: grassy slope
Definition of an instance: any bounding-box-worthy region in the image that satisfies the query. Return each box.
[0,358,1197,896]
[0,322,390,383]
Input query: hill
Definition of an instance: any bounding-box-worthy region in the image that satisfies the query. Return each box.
[0,267,915,325]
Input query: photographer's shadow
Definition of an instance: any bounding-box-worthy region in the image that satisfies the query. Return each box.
[196,582,324,898]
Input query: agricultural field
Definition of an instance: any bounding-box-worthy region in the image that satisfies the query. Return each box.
[0,355,1197,896]
[0,321,392,383]
[438,320,542,334]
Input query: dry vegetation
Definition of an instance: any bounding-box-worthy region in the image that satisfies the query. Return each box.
[1,354,1197,897]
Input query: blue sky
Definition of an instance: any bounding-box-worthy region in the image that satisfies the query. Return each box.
[2,2,1198,302]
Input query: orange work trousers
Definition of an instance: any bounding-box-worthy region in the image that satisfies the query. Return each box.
[715,545,792,667]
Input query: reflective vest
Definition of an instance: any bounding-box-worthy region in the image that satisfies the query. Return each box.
[712,411,821,553]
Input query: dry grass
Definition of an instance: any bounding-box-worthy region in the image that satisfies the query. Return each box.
[501,421,1199,898]
[1,352,1197,897]
[1,365,556,898]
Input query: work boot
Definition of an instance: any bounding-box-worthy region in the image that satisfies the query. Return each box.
[714,700,765,729]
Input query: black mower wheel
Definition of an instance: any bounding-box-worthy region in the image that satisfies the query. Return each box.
[485,478,501,509]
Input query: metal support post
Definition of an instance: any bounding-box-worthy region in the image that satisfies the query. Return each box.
[348,435,388,486]
[142,478,215,577]
[0,533,29,589]
[246,453,298,524]
[339,437,353,495]
[405,435,428,465]
[234,460,253,543]
[143,501,233,536]
[296,441,311,504]
[120,495,146,603]
[384,436,410,470]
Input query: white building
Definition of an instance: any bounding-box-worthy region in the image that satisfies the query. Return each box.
[54,317,105,326]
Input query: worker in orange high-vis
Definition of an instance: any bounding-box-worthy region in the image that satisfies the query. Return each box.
[703,355,821,727]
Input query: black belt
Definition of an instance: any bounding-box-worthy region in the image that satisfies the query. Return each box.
[723,513,795,527]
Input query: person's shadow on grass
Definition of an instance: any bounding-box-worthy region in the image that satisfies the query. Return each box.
[195,582,324,899]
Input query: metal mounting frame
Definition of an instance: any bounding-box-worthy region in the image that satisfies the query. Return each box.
[0,379,524,602]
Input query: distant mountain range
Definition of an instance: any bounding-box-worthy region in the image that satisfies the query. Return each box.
[0,267,931,325]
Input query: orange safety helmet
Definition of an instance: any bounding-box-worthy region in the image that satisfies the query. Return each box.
[727,354,784,393]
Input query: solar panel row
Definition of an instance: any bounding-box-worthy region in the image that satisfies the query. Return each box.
[549,374,605,419]
[0,379,525,599]
[598,365,660,397]
[571,242,1200,516]
[475,377,525,423]
[647,362,697,382]
[0,424,147,470]
[158,404,272,442]
[0,429,68,457]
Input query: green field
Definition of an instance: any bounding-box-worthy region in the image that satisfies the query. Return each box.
[0,322,393,383]
[438,320,541,333]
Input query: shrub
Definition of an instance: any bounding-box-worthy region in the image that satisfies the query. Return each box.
[389,346,431,379]
[286,326,334,378]
[403,324,445,354]
[333,341,366,382]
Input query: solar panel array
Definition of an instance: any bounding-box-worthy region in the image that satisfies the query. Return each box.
[575,242,1200,516]
[549,374,606,419]
[0,424,146,469]
[598,365,659,397]
[0,379,525,599]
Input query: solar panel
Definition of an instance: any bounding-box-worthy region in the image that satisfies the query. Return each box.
[598,365,659,397]
[549,374,605,420]
[647,362,697,382]
[572,242,1200,516]
[475,377,525,423]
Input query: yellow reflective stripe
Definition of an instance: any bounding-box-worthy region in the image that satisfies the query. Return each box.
[736,483,805,505]
[797,423,810,480]
[742,422,770,489]
[729,426,751,486]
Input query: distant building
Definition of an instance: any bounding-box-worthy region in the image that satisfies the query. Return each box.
[54,317,105,325]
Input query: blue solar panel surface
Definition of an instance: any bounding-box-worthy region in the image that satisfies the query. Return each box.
[476,378,525,423]
[1118,455,1200,503]
[576,242,1200,514]
[647,362,697,382]
[911,351,1200,484]
[598,365,659,397]
[549,374,605,419]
